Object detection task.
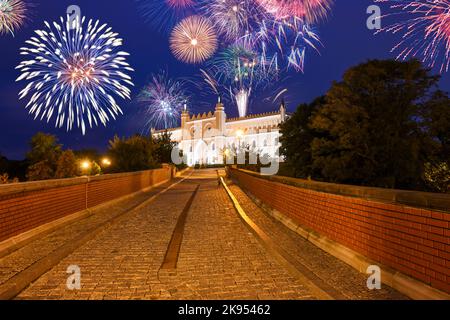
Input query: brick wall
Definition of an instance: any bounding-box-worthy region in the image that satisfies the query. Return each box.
[229,168,450,294]
[0,166,173,243]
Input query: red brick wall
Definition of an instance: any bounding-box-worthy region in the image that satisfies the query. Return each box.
[229,169,450,294]
[0,167,173,243]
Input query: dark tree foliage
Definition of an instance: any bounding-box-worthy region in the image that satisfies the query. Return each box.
[152,131,176,164]
[27,132,62,166]
[280,59,450,192]
[280,97,325,178]
[107,135,159,173]
[0,153,7,173]
[26,133,62,180]
[55,150,78,179]
[74,149,101,163]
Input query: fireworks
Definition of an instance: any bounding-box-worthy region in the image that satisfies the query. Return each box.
[16,16,134,134]
[0,0,27,36]
[166,0,195,9]
[136,0,194,32]
[138,72,189,130]
[170,15,218,64]
[200,0,266,40]
[376,0,450,73]
[243,16,321,72]
[207,44,278,117]
[257,0,333,23]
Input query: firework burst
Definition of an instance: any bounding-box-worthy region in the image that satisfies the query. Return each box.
[244,16,321,72]
[138,72,189,130]
[200,0,267,40]
[376,0,450,73]
[0,0,27,36]
[207,44,278,117]
[16,16,134,134]
[257,0,333,23]
[170,15,218,64]
[136,0,195,32]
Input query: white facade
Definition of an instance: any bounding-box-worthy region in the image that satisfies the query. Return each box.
[153,100,287,166]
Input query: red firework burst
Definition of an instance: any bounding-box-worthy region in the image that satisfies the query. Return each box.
[256,0,333,23]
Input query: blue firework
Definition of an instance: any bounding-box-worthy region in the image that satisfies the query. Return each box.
[16,15,134,134]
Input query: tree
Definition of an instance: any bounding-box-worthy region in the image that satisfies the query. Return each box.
[74,149,101,163]
[152,131,176,164]
[421,90,450,192]
[91,161,102,176]
[107,135,158,173]
[55,150,78,179]
[280,97,325,178]
[310,59,440,189]
[26,133,62,180]
[0,173,8,184]
[0,153,8,176]
[280,59,449,191]
[26,160,54,181]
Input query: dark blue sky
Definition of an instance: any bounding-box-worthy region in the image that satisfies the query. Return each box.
[1,0,449,159]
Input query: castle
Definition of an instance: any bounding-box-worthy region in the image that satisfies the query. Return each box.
[153,98,287,166]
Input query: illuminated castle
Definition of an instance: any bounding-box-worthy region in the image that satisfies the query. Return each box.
[153,98,286,166]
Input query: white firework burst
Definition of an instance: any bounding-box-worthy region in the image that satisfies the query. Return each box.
[16,15,134,134]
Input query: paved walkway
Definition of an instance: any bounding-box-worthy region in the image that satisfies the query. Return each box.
[0,169,406,300]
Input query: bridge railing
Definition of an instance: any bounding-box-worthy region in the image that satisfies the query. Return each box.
[228,167,450,295]
[0,165,175,243]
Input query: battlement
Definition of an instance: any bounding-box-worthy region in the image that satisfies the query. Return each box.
[226,110,281,122]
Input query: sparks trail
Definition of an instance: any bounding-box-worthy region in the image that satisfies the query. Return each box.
[376,0,450,73]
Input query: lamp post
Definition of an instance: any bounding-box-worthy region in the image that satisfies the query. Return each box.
[101,158,111,167]
[80,160,91,175]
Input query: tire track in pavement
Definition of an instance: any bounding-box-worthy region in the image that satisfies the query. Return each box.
[159,184,200,271]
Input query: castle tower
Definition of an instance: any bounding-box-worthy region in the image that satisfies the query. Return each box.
[214,96,226,136]
[181,102,190,140]
[280,99,286,122]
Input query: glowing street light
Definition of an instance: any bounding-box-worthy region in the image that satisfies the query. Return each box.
[80,160,91,171]
[101,158,112,167]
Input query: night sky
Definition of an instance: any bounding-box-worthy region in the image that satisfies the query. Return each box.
[1,0,449,160]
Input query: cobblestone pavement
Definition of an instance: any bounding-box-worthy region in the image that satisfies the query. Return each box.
[4,169,407,300]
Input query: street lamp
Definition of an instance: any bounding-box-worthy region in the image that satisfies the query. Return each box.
[101,158,111,167]
[80,160,91,170]
[80,160,91,175]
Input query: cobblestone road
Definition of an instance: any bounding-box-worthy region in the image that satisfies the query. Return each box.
[1,169,406,300]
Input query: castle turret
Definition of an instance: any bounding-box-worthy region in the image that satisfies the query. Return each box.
[181,102,190,140]
[214,96,226,136]
[280,99,286,122]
